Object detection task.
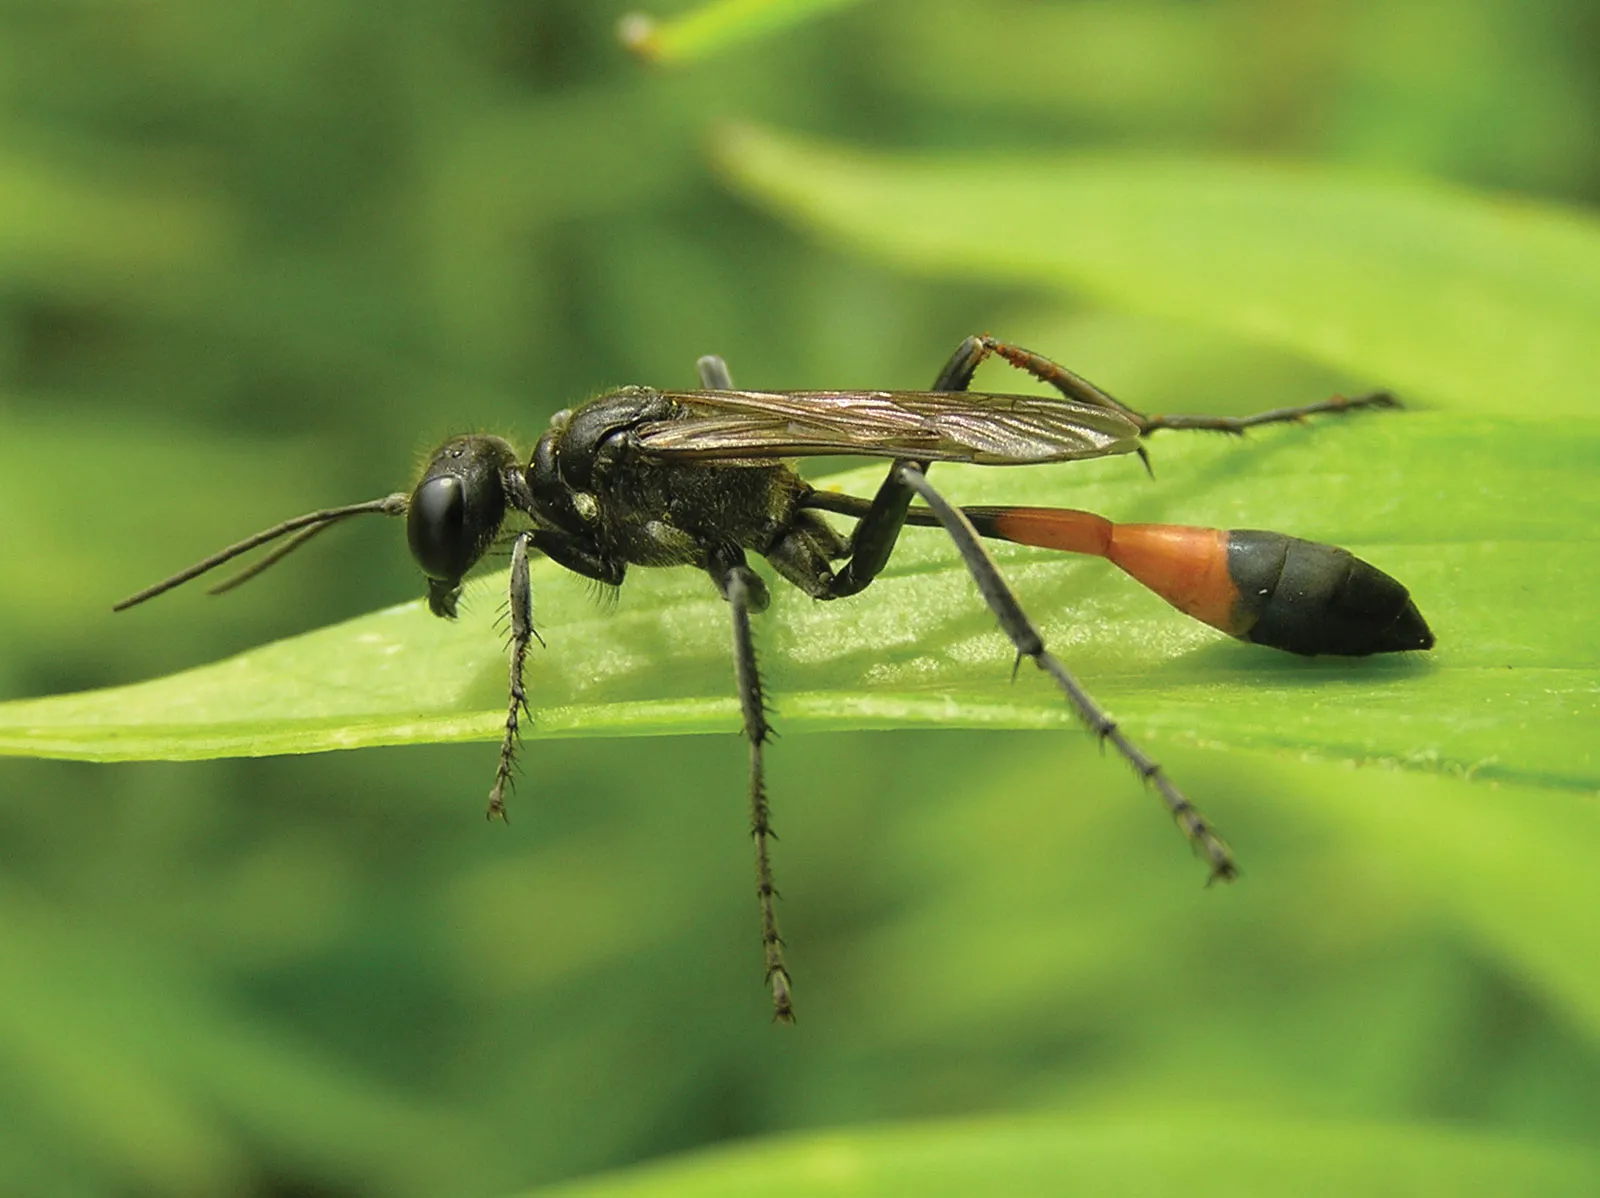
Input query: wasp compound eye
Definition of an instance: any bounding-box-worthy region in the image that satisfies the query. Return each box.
[407,475,467,581]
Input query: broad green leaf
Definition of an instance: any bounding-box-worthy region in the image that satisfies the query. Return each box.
[1,413,1593,797]
[619,0,865,63]
[536,1115,1600,1197]
[712,124,1600,417]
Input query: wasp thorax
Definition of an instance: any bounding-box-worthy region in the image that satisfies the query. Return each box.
[406,436,518,607]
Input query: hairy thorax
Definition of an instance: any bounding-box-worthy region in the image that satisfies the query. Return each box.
[591,453,809,568]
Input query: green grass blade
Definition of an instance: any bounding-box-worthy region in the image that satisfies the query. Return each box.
[712,124,1600,417]
[535,1115,1600,1197]
[1,413,1592,796]
[619,0,865,63]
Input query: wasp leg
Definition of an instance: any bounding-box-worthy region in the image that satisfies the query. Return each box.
[823,460,924,598]
[485,529,625,822]
[697,351,794,1019]
[894,463,1239,883]
[487,532,537,823]
[975,335,1398,437]
[696,342,922,601]
[930,335,988,392]
[707,545,794,1023]
[529,529,627,587]
[821,336,998,598]
[970,336,1143,419]
[1130,392,1400,436]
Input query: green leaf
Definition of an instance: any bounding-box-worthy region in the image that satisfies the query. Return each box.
[618,0,865,64]
[711,124,1600,417]
[534,1115,1600,1197]
[1,411,1593,797]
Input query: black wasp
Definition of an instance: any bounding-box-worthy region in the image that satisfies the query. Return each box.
[117,335,1434,1022]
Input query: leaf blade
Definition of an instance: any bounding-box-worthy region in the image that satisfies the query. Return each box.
[1,413,1592,793]
[535,1114,1600,1198]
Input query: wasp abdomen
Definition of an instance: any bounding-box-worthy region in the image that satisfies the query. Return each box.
[1226,531,1434,656]
[964,508,1433,657]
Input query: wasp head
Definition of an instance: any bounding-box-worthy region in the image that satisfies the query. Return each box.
[407,435,520,618]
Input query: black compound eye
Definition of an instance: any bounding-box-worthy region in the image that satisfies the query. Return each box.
[405,435,514,592]
[407,475,468,581]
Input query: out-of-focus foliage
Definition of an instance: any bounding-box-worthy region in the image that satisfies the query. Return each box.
[620,0,867,63]
[539,1117,1600,1197]
[0,1,1596,1195]
[715,125,1600,417]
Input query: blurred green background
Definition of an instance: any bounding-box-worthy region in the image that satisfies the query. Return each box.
[1,0,1597,1195]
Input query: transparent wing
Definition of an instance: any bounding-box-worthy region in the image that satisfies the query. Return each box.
[632,389,1140,465]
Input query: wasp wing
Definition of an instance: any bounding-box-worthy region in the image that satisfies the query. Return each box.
[631,390,1140,465]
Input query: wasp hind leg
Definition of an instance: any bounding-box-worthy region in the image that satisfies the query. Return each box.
[974,335,1399,437]
[893,462,1239,882]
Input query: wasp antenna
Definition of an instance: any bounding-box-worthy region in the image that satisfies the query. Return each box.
[114,493,408,611]
[205,522,333,596]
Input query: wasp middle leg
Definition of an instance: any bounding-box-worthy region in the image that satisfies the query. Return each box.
[698,352,798,1021]
[812,335,988,598]
[708,542,793,1022]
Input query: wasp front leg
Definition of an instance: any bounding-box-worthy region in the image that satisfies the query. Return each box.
[487,532,537,822]
[486,529,625,822]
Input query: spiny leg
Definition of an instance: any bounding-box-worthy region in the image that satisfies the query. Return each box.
[894,463,1238,882]
[709,545,794,1022]
[1133,392,1400,434]
[481,527,622,821]
[487,532,537,822]
[701,351,793,1018]
[975,335,1399,436]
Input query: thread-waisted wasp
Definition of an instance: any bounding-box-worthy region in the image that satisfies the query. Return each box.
[116,335,1434,1022]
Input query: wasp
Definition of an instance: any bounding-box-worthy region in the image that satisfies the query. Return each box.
[116,335,1434,1022]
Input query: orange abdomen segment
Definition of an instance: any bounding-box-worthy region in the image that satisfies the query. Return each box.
[976,508,1250,637]
[1105,524,1249,637]
[982,506,1114,556]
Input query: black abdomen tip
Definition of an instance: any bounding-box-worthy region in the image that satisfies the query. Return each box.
[1228,531,1435,657]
